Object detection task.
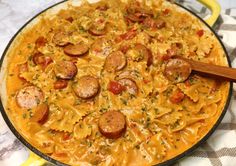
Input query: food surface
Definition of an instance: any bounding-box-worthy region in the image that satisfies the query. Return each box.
[5,0,230,165]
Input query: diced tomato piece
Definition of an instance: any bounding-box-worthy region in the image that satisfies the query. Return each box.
[143,79,150,84]
[53,152,68,158]
[66,17,74,23]
[62,132,71,141]
[196,29,204,37]
[116,28,137,43]
[119,45,130,54]
[142,17,157,29]
[170,90,185,104]
[108,81,125,95]
[184,80,191,87]
[161,55,171,61]
[163,9,170,16]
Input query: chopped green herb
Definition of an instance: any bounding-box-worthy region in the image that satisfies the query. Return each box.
[141,106,147,112]
[29,112,33,118]
[27,44,32,49]
[99,107,108,113]
[135,145,140,149]
[120,98,127,105]
[22,113,27,119]
[154,108,159,114]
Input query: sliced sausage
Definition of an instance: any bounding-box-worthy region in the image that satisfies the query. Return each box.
[35,36,47,48]
[126,13,149,23]
[73,75,100,99]
[52,31,69,46]
[32,52,53,69]
[104,51,127,72]
[134,44,153,66]
[98,110,126,139]
[115,28,137,43]
[164,58,192,83]
[16,86,44,109]
[156,19,166,29]
[64,43,89,57]
[117,78,138,95]
[126,6,153,23]
[54,79,68,89]
[32,52,44,64]
[89,25,107,36]
[32,103,49,124]
[54,61,77,80]
[115,70,140,80]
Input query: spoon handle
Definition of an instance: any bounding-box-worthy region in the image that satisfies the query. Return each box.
[182,58,236,82]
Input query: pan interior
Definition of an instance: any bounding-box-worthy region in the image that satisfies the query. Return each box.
[0,0,232,165]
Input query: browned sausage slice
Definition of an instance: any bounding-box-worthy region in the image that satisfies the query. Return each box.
[32,103,49,124]
[98,110,126,139]
[104,51,127,72]
[164,58,192,83]
[64,43,89,57]
[52,31,70,47]
[16,86,44,109]
[115,70,139,80]
[127,12,150,23]
[117,78,138,95]
[54,61,77,80]
[89,25,107,36]
[134,44,153,66]
[73,76,100,99]
[32,52,53,70]
[35,36,47,48]
[54,79,68,89]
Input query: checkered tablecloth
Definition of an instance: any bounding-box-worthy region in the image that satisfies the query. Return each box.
[174,1,236,166]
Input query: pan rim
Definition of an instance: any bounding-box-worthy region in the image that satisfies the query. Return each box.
[0,1,233,166]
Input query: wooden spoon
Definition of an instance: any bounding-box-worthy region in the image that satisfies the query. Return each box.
[164,57,236,83]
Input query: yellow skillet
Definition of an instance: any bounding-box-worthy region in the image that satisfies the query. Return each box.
[21,0,221,165]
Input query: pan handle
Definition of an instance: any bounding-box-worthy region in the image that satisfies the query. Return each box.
[197,0,221,27]
[21,151,46,166]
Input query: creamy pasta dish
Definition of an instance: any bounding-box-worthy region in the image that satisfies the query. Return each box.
[5,0,230,165]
